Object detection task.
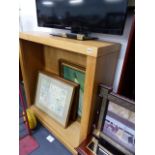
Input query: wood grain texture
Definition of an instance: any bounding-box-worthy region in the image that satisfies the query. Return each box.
[20,32,120,57]
[19,40,44,106]
[79,51,119,143]
[80,56,97,142]
[43,46,86,75]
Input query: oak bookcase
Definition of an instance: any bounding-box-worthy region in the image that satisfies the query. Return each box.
[19,32,120,154]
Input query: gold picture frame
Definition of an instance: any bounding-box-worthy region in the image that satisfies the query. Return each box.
[59,59,86,119]
[34,71,78,128]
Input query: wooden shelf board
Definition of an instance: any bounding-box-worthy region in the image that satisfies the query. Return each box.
[30,105,80,154]
[19,32,120,58]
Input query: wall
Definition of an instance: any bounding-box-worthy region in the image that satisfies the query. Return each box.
[19,0,133,92]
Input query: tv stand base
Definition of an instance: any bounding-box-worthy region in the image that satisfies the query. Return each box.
[50,33,98,41]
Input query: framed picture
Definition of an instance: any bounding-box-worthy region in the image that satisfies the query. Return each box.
[34,71,78,128]
[98,85,135,155]
[59,59,85,117]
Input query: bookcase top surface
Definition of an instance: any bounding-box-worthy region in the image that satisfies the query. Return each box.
[19,32,120,57]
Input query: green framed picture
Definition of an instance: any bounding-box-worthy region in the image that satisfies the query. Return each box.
[59,59,85,117]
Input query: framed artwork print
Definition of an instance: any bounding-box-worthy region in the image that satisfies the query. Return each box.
[98,88,135,155]
[34,71,77,128]
[102,101,135,154]
[59,59,85,117]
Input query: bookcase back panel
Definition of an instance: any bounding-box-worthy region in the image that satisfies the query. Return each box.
[44,46,87,74]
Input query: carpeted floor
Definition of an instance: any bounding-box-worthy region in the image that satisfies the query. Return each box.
[20,135,39,155]
[20,122,72,155]
[19,82,72,155]
[29,123,72,155]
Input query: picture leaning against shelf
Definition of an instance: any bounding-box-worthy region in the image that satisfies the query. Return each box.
[59,60,85,118]
[34,71,78,128]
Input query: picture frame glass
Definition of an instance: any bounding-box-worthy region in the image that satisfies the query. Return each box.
[102,101,135,153]
[35,72,75,127]
[61,62,85,117]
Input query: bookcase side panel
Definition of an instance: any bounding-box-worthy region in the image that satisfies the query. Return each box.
[19,40,44,106]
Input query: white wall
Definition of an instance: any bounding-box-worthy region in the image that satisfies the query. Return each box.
[19,0,133,92]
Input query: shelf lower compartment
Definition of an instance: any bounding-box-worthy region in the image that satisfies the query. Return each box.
[30,105,81,154]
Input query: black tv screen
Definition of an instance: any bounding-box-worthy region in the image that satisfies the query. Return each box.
[36,0,128,35]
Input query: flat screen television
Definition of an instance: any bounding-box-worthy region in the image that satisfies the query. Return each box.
[36,0,128,35]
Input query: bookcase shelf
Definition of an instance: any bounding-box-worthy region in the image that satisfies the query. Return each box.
[19,32,120,154]
[31,105,80,154]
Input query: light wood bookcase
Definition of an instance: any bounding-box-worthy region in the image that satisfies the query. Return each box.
[19,32,120,154]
